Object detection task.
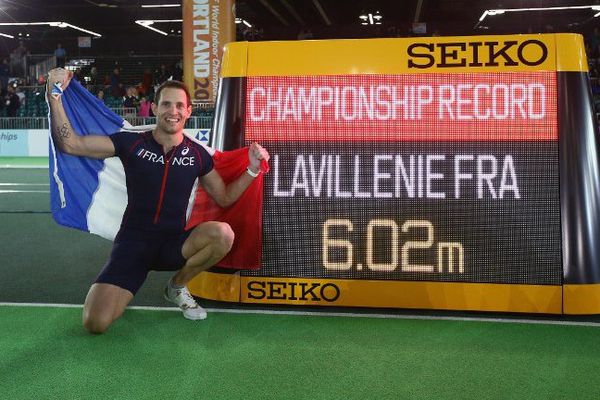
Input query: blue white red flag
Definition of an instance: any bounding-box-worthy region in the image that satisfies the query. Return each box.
[48,79,264,269]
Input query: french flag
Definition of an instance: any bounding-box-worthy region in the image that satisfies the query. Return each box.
[48,79,264,269]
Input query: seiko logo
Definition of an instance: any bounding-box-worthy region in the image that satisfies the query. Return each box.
[136,149,195,166]
[407,40,548,69]
[247,280,341,302]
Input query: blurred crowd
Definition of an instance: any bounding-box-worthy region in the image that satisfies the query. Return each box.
[1,27,599,121]
[88,62,184,117]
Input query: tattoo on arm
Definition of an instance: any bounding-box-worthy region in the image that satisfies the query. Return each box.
[57,123,70,141]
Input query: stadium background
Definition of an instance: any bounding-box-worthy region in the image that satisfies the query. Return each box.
[1,1,600,399]
[0,0,598,126]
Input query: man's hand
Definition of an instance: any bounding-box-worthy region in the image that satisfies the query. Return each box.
[248,142,269,173]
[47,68,73,99]
[201,143,270,207]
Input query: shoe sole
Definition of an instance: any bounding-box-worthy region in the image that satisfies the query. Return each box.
[183,312,207,321]
[164,291,207,320]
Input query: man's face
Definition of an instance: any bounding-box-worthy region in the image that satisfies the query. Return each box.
[152,87,191,135]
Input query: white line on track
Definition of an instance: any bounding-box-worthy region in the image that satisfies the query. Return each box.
[0,183,49,186]
[0,190,50,193]
[0,165,48,169]
[1,301,599,327]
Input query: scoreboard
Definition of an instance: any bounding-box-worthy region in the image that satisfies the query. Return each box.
[189,34,600,314]
[249,72,560,286]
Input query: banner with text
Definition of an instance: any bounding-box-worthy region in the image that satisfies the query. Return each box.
[0,129,48,156]
[245,73,557,142]
[183,0,235,104]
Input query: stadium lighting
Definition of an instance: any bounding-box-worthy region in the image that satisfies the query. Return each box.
[141,3,180,7]
[476,5,600,27]
[0,32,14,38]
[135,19,182,36]
[235,18,252,28]
[359,11,382,26]
[60,23,101,36]
[0,21,102,37]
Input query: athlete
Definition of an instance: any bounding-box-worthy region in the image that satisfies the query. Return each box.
[47,68,269,334]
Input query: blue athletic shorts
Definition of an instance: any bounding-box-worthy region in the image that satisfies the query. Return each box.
[95,227,192,295]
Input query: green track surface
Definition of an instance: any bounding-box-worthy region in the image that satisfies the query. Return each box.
[3,163,600,400]
[1,305,600,400]
[0,168,50,212]
[0,166,174,306]
[0,211,175,306]
[0,156,49,167]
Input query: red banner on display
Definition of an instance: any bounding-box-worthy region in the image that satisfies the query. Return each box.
[245,73,557,142]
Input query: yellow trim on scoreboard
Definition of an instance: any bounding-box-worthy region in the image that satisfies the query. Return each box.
[563,284,600,314]
[221,33,587,78]
[189,273,562,314]
[554,33,588,72]
[220,41,248,78]
[188,271,240,302]
[220,33,586,77]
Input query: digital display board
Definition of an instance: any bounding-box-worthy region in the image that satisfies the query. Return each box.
[244,72,561,285]
[189,34,600,314]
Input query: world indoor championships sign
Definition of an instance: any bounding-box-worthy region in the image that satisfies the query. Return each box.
[182,0,235,103]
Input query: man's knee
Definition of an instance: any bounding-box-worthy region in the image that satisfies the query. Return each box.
[81,283,132,334]
[83,304,123,334]
[205,222,234,255]
[82,309,116,334]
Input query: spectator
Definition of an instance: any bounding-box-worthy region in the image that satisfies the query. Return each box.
[5,86,20,117]
[110,67,124,97]
[155,64,170,85]
[141,68,153,95]
[54,43,67,68]
[123,86,139,109]
[88,66,99,85]
[11,40,28,76]
[172,60,183,81]
[136,81,146,97]
[0,58,9,91]
[138,96,151,117]
[96,89,105,102]
[15,86,25,107]
[73,68,83,85]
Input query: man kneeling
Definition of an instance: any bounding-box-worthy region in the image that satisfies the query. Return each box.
[47,68,269,333]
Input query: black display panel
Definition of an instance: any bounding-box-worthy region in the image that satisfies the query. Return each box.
[242,73,562,285]
[247,141,561,284]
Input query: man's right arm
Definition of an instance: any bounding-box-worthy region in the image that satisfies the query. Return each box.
[48,68,115,159]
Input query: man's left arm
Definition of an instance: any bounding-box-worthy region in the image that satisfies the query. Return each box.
[200,142,269,208]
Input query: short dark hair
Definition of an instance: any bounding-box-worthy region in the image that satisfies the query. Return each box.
[154,80,192,107]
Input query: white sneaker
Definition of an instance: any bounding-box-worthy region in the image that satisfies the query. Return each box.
[164,283,207,320]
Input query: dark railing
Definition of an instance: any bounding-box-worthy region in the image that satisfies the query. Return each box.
[0,116,213,130]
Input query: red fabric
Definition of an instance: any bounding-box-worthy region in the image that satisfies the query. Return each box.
[185,147,269,269]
